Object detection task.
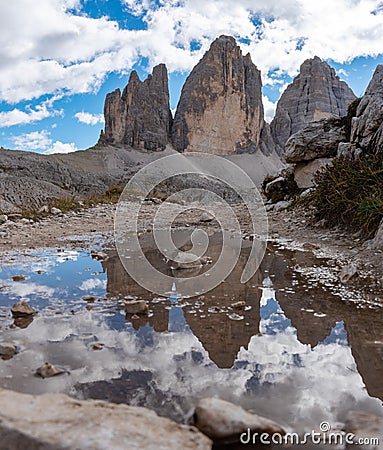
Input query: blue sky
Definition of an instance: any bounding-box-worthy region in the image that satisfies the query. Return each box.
[1,0,383,154]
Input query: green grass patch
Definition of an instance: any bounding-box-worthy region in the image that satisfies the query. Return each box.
[303,153,383,238]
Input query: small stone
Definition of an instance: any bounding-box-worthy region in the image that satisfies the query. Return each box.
[273,200,291,211]
[39,205,49,213]
[193,398,285,444]
[231,301,246,310]
[35,362,68,378]
[91,343,104,351]
[172,252,202,270]
[0,214,8,223]
[91,251,109,261]
[82,295,96,303]
[12,275,26,282]
[50,207,62,215]
[124,300,149,315]
[0,342,18,359]
[20,218,30,225]
[199,212,214,223]
[11,301,37,317]
[340,263,358,283]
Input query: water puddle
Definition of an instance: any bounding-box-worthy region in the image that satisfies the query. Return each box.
[0,230,382,436]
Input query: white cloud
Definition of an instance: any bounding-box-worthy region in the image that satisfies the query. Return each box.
[0,96,63,127]
[46,141,78,154]
[262,95,277,123]
[12,130,52,151]
[74,111,104,125]
[0,0,383,105]
[11,129,77,154]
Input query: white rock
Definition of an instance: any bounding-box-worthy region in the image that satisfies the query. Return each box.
[273,200,291,211]
[193,398,285,444]
[51,207,62,215]
[0,214,8,223]
[0,389,211,450]
[91,251,109,261]
[39,205,49,213]
[340,263,358,283]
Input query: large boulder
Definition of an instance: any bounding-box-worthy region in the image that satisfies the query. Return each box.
[270,56,356,155]
[351,65,383,153]
[193,397,285,445]
[101,64,173,151]
[0,389,212,450]
[285,117,347,163]
[172,35,268,155]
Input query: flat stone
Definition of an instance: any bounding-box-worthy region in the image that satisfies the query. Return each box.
[0,389,212,450]
[124,300,149,315]
[193,397,285,444]
[12,275,26,282]
[0,342,18,358]
[36,362,68,378]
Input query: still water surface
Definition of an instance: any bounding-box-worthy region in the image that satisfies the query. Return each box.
[0,230,382,435]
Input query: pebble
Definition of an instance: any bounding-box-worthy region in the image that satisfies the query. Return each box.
[35,362,68,378]
[11,301,37,317]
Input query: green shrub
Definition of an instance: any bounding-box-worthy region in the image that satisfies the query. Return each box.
[305,153,383,238]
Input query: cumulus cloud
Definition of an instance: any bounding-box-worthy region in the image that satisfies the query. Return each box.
[74,111,105,125]
[0,96,63,127]
[11,129,77,154]
[1,0,383,104]
[46,141,78,154]
[262,95,277,123]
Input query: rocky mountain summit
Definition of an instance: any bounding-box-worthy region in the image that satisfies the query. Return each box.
[270,56,356,155]
[100,64,172,151]
[172,35,269,155]
[350,64,383,153]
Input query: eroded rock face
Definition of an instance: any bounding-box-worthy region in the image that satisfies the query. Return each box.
[351,65,383,153]
[271,56,356,155]
[101,64,173,151]
[172,35,266,155]
[0,389,212,450]
[285,117,347,163]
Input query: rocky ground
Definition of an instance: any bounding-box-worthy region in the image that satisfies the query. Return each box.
[0,201,382,289]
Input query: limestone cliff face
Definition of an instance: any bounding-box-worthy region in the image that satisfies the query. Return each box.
[270,56,356,155]
[351,65,383,153]
[172,35,266,155]
[101,64,172,151]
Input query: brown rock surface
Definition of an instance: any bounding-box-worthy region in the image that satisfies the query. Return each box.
[172,35,267,155]
[101,64,172,151]
[270,56,356,155]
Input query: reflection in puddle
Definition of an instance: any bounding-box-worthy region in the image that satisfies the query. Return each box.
[0,235,382,434]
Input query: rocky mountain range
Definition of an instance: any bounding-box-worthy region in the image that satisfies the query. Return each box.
[0,35,369,212]
[270,56,356,155]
